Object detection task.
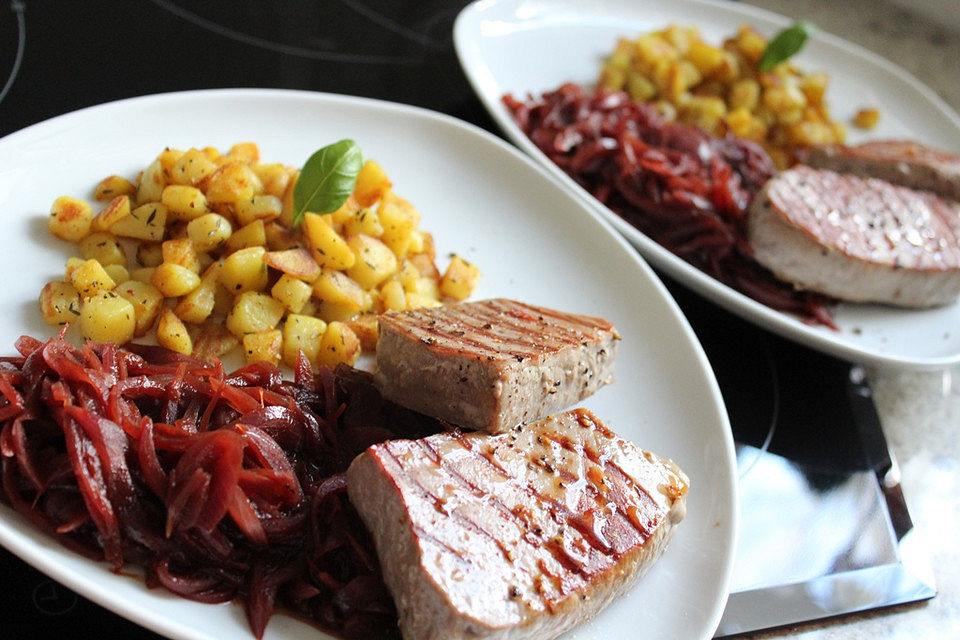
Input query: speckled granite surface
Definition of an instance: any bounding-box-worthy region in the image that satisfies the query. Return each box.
[740,3,960,637]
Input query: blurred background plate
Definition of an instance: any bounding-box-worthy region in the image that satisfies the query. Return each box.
[454,0,960,369]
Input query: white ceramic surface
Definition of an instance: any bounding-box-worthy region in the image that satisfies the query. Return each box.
[454,0,960,370]
[0,90,736,640]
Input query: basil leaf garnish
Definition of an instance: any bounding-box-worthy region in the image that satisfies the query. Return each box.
[758,22,812,72]
[292,139,363,228]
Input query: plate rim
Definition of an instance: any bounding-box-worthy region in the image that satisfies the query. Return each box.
[0,87,739,640]
[453,0,960,371]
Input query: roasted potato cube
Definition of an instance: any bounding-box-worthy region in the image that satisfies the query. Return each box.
[48,196,93,242]
[354,160,392,207]
[317,321,360,367]
[174,261,222,324]
[111,202,167,241]
[407,251,439,281]
[853,107,880,129]
[253,163,291,199]
[264,222,299,251]
[39,281,81,326]
[156,308,192,355]
[156,148,185,177]
[799,73,829,105]
[733,25,767,63]
[271,273,312,313]
[70,259,116,298]
[242,329,282,365]
[205,162,261,204]
[405,292,442,309]
[79,232,127,267]
[281,314,327,367]
[302,212,354,269]
[225,219,267,254]
[64,257,86,282]
[407,273,441,299]
[346,314,379,351]
[161,185,208,221]
[80,291,136,344]
[278,170,299,227]
[728,78,760,112]
[129,267,155,284]
[343,207,384,238]
[439,255,480,301]
[186,213,232,252]
[396,259,420,288]
[94,175,137,202]
[170,148,217,186]
[377,194,420,257]
[314,300,362,323]
[330,195,360,226]
[162,238,202,274]
[103,264,129,285]
[228,142,260,163]
[346,234,397,289]
[151,262,201,297]
[91,195,132,232]
[263,247,320,282]
[212,280,234,315]
[379,279,406,311]
[226,292,285,337]
[192,323,240,361]
[136,241,163,268]
[114,280,164,337]
[137,158,166,204]
[311,270,368,310]
[302,212,356,269]
[235,194,282,227]
[219,246,268,293]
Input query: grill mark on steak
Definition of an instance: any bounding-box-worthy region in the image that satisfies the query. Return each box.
[445,427,634,562]
[539,430,659,541]
[377,417,662,593]
[385,300,614,362]
[379,444,517,563]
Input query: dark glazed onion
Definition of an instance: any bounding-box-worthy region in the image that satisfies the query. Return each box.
[0,333,443,639]
[503,83,836,327]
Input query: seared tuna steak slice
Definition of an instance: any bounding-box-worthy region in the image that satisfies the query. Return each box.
[806,140,960,201]
[346,408,688,640]
[375,299,620,433]
[747,166,960,307]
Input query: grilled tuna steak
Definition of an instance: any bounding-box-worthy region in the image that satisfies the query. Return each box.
[375,299,620,433]
[748,166,960,307]
[806,140,960,201]
[346,408,688,640]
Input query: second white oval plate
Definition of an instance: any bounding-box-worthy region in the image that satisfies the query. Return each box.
[0,90,736,640]
[454,0,960,370]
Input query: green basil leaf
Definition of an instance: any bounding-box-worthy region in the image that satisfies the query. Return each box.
[292,139,363,228]
[758,22,812,72]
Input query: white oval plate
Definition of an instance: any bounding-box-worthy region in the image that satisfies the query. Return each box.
[454,0,960,370]
[0,90,736,640]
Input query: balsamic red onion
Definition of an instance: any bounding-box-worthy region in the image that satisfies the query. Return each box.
[0,333,442,638]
